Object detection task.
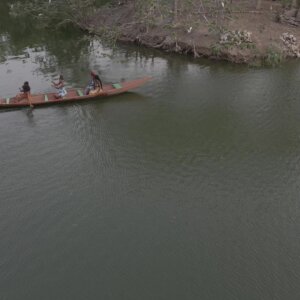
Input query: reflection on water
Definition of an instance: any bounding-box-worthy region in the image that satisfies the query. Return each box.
[1,2,300,300]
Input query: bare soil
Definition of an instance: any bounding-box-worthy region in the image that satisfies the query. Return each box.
[80,0,300,65]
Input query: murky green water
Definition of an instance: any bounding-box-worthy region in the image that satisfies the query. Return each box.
[1,3,300,300]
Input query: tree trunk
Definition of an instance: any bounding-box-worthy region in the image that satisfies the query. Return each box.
[173,0,178,24]
[291,0,297,8]
[256,0,262,10]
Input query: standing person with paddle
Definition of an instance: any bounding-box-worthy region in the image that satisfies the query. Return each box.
[52,75,67,99]
[16,81,33,108]
[85,71,103,95]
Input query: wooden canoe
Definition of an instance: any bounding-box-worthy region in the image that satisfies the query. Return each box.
[0,77,151,109]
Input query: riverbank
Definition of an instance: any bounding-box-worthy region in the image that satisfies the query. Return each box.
[79,0,300,65]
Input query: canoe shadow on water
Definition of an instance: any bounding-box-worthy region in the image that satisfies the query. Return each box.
[0,107,33,114]
[75,91,150,108]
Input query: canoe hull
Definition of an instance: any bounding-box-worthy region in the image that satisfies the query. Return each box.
[0,77,151,109]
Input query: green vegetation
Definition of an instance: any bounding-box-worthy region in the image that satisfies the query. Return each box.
[10,0,99,27]
[211,43,222,57]
[264,46,284,66]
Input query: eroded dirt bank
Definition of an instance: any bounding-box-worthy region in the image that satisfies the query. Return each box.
[80,1,300,65]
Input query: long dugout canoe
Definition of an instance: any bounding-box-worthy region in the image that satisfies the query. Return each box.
[0,77,151,109]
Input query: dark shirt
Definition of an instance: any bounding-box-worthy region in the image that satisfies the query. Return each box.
[22,84,30,93]
[87,75,103,91]
[94,75,103,89]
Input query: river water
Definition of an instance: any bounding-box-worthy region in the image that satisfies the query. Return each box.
[1,3,300,300]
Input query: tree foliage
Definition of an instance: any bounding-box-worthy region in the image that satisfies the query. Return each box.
[10,0,98,27]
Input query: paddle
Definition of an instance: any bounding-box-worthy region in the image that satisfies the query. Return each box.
[27,92,34,108]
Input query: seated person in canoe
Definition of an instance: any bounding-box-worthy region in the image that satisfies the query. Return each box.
[85,71,103,95]
[52,75,67,98]
[16,81,33,107]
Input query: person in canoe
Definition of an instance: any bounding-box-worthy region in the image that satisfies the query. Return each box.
[52,75,67,99]
[85,71,103,95]
[16,81,33,107]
